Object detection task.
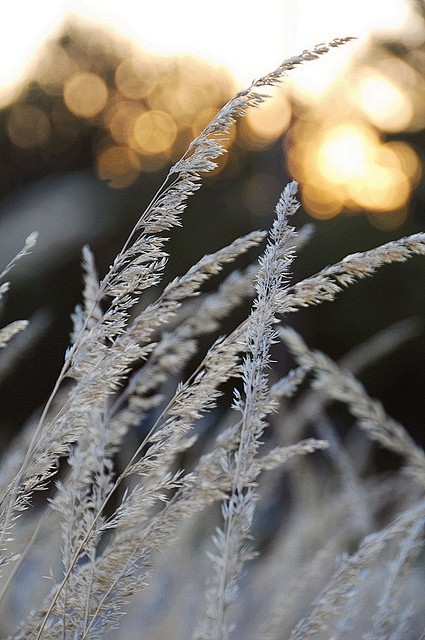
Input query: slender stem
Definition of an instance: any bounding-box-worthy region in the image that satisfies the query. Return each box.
[33,319,247,638]
[0,174,182,599]
[6,173,176,497]
[0,506,49,604]
[79,546,140,640]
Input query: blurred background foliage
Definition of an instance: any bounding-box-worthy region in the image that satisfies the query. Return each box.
[0,9,424,462]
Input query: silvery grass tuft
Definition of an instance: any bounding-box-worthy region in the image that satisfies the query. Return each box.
[0,37,424,640]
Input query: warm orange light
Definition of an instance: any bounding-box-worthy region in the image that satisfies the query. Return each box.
[96,145,140,188]
[64,72,108,118]
[355,71,413,132]
[246,92,291,147]
[286,120,320,180]
[288,51,352,103]
[115,56,158,100]
[7,105,50,149]
[147,82,213,129]
[131,110,177,155]
[290,116,415,219]
[316,123,378,184]
[301,185,343,220]
[348,164,410,211]
[384,141,421,183]
[105,101,145,144]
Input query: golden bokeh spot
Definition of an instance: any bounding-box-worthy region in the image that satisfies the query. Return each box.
[7,106,51,149]
[348,165,410,212]
[178,86,208,125]
[175,55,202,84]
[286,148,306,181]
[115,56,158,100]
[96,145,140,189]
[294,123,416,218]
[404,84,425,132]
[174,57,236,112]
[375,143,404,172]
[281,51,419,222]
[301,183,343,220]
[147,83,212,128]
[355,71,413,132]
[64,72,108,118]
[369,58,425,133]
[289,142,323,183]
[191,107,218,137]
[286,120,321,180]
[36,46,78,95]
[104,101,145,144]
[131,110,177,155]
[289,55,348,103]
[384,141,421,183]
[246,93,291,147]
[316,122,379,184]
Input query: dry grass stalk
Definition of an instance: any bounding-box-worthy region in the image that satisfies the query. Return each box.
[280,327,425,485]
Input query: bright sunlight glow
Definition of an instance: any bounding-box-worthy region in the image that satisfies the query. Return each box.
[0,0,412,101]
[355,71,414,132]
[317,123,378,184]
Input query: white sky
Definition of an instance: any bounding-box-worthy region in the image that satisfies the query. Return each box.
[0,0,413,95]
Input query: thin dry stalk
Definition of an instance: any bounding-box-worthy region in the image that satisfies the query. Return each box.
[280,327,425,485]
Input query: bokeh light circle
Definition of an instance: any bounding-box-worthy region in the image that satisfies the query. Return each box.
[64,72,108,118]
[7,105,51,149]
[131,110,177,155]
